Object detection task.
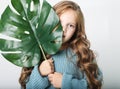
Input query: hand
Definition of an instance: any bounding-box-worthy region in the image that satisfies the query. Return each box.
[39,58,54,76]
[48,72,63,88]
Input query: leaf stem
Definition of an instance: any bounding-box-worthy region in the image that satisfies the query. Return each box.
[39,44,47,60]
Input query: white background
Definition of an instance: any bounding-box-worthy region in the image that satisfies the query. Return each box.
[0,0,120,89]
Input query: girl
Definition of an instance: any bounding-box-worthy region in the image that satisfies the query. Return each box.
[19,1,103,89]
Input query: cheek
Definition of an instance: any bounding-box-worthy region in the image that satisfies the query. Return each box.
[67,30,75,39]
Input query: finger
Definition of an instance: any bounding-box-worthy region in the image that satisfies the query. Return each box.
[46,65,54,74]
[51,68,54,73]
[48,62,54,71]
[48,74,54,85]
[48,58,54,63]
[50,64,54,72]
[49,62,54,67]
[48,74,53,77]
[48,77,52,82]
[50,81,54,85]
[48,74,53,80]
[48,77,53,84]
[49,62,54,72]
[54,72,58,74]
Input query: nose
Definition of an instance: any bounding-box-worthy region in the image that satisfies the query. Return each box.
[62,26,67,33]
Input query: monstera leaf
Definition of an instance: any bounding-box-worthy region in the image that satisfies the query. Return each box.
[0,0,62,67]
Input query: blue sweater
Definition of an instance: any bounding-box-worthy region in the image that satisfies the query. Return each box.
[26,48,103,89]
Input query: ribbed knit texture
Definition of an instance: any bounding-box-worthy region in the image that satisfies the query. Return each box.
[26,48,103,89]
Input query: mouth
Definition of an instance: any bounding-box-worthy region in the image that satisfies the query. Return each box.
[62,35,65,38]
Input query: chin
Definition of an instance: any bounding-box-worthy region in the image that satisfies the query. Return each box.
[62,40,69,44]
[62,37,70,43]
[62,39,66,43]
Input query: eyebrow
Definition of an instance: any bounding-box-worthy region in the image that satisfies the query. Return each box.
[67,23,76,26]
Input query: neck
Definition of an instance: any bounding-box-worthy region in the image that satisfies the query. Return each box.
[60,43,68,50]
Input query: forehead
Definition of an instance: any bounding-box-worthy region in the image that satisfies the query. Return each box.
[60,9,77,24]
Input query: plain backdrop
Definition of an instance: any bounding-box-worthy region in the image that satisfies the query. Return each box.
[0,0,120,89]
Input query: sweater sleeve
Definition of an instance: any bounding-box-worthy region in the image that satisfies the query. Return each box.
[61,73,88,89]
[61,69,103,89]
[97,68,103,82]
[26,65,50,89]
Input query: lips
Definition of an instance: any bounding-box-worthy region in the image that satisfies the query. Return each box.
[63,35,65,38]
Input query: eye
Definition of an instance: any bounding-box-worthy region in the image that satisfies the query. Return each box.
[67,24,76,30]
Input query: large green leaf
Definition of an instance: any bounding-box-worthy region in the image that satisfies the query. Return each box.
[0,0,62,67]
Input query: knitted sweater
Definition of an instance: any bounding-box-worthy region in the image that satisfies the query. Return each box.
[26,48,103,89]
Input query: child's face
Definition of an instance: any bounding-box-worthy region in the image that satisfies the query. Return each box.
[60,9,77,43]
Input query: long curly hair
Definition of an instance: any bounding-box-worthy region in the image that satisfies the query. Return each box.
[19,1,102,89]
[19,67,33,89]
[53,1,102,89]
